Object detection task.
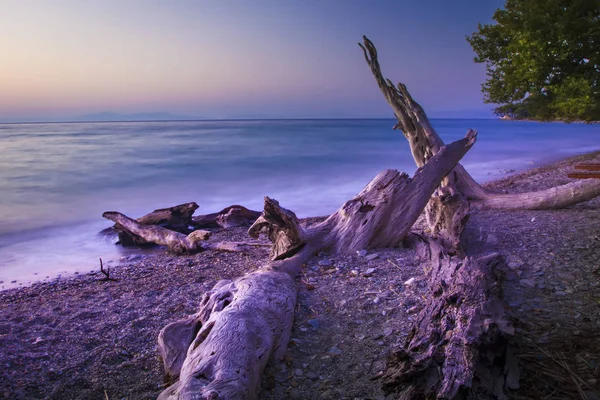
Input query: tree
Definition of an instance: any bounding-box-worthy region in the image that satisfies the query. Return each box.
[467,0,600,122]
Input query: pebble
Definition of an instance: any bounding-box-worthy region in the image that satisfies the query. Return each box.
[363,268,377,277]
[307,319,320,331]
[519,278,536,288]
[507,261,522,270]
[350,270,359,277]
[320,390,334,399]
[531,217,536,222]
[306,371,319,381]
[294,368,303,377]
[289,388,301,399]
[318,259,333,267]
[356,250,368,257]
[365,253,379,261]
[403,277,416,286]
[329,346,343,356]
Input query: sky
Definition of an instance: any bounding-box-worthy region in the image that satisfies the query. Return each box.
[0,0,505,122]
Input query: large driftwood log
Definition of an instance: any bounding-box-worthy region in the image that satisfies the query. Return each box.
[102,212,210,254]
[156,133,477,400]
[359,36,600,214]
[381,237,517,399]
[104,203,262,251]
[110,202,199,246]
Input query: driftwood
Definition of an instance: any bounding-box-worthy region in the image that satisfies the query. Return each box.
[250,131,478,259]
[192,205,261,229]
[102,212,210,254]
[110,202,199,246]
[156,132,477,400]
[104,203,261,251]
[359,36,600,215]
[380,237,517,399]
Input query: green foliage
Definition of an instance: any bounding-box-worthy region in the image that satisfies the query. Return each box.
[467,0,600,122]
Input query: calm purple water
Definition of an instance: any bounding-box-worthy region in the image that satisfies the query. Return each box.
[0,118,597,288]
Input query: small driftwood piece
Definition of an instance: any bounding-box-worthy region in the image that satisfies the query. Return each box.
[98,258,117,282]
[112,202,199,246]
[192,205,261,229]
[380,238,517,399]
[156,132,477,400]
[102,212,210,254]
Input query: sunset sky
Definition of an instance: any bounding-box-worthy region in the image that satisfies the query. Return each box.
[1,0,504,122]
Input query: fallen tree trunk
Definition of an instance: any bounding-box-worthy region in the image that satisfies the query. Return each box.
[102,212,210,254]
[380,237,518,399]
[156,132,477,400]
[109,202,199,246]
[103,203,262,251]
[359,36,600,213]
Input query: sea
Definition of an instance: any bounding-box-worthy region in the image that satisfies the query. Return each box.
[0,118,598,289]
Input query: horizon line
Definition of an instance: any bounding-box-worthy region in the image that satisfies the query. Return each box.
[0,116,499,125]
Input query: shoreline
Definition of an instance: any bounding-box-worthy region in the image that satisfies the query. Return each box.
[2,147,597,291]
[1,151,599,399]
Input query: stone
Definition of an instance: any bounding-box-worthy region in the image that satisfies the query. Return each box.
[294,368,303,377]
[365,253,379,261]
[289,389,301,399]
[507,261,522,270]
[356,250,368,257]
[363,268,377,277]
[519,278,536,288]
[306,371,319,381]
[318,259,333,267]
[307,319,320,330]
[403,277,416,286]
[350,270,359,277]
[329,346,342,356]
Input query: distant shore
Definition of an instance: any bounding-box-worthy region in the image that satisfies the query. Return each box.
[0,150,599,399]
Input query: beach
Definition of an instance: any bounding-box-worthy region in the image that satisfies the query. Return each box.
[1,150,599,400]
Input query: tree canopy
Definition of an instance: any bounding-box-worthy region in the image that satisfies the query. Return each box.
[467,0,600,122]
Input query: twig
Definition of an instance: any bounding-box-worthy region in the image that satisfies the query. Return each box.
[99,258,117,282]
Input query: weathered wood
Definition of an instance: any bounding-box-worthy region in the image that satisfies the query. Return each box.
[192,205,261,229]
[102,212,209,254]
[574,163,600,171]
[111,202,199,246]
[248,197,306,260]
[359,36,600,212]
[156,132,477,400]
[381,238,517,399]
[567,172,600,179]
[158,269,297,400]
